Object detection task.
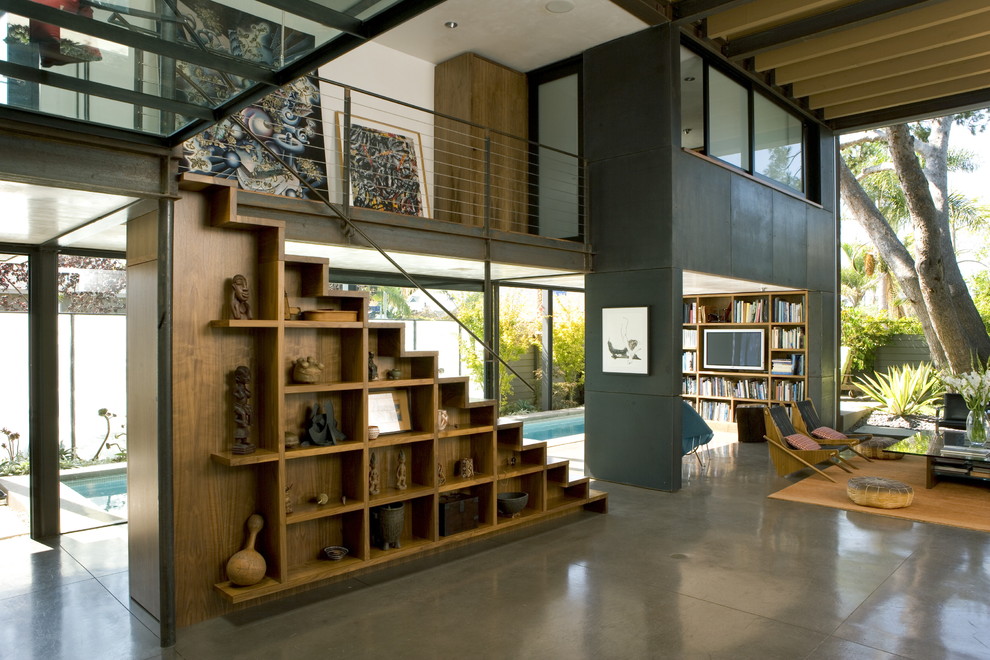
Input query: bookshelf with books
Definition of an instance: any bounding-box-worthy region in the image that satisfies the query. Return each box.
[681,290,809,430]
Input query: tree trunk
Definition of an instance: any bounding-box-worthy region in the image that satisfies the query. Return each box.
[886,125,990,371]
[838,158,949,367]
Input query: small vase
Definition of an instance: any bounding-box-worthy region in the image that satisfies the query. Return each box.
[966,408,990,446]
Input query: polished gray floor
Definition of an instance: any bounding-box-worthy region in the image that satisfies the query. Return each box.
[3,440,990,659]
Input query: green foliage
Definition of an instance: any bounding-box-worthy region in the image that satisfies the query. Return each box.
[550,297,585,408]
[971,270,990,333]
[855,363,943,416]
[456,291,541,413]
[841,308,923,372]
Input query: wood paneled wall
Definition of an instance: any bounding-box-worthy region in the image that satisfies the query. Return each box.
[434,53,530,233]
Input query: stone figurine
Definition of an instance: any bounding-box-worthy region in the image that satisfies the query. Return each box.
[229,274,252,320]
[231,365,255,455]
[396,450,407,490]
[369,450,381,495]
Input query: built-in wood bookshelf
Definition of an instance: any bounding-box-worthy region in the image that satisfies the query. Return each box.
[181,176,606,618]
[681,291,808,430]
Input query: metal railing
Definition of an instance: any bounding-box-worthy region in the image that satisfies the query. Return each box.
[179,76,588,243]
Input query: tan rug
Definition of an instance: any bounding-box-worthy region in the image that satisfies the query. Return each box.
[768,455,990,532]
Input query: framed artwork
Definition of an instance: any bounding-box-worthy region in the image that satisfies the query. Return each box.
[368,390,412,434]
[337,113,430,217]
[602,307,649,374]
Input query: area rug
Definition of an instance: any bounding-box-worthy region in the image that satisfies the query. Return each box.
[768,455,990,533]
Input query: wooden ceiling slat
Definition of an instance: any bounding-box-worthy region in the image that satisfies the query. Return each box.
[809,55,990,109]
[754,0,989,70]
[792,35,990,97]
[824,70,990,118]
[774,11,990,84]
[707,0,850,40]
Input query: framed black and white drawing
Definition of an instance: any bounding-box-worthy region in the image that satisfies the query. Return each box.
[602,307,648,374]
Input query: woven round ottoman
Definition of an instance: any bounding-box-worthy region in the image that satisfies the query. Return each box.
[859,436,904,460]
[847,476,914,509]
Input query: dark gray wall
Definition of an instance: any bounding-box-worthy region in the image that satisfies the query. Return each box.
[583,25,839,490]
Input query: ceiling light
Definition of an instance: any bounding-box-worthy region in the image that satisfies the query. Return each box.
[546,1,574,13]
[443,21,458,29]
[684,76,695,82]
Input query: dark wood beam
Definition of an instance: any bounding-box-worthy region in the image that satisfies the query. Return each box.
[608,0,671,25]
[673,0,756,25]
[726,0,944,59]
[828,87,990,133]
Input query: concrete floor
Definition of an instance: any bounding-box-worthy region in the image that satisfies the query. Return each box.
[3,439,990,659]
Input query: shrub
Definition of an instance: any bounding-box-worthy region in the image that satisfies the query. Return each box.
[841,308,923,372]
[855,363,943,416]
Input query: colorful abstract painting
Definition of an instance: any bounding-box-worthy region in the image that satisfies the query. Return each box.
[345,118,429,217]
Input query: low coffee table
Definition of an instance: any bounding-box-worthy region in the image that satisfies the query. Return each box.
[883,430,990,488]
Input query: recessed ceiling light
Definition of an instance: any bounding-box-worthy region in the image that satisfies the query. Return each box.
[684,76,696,82]
[443,21,458,29]
[546,1,574,13]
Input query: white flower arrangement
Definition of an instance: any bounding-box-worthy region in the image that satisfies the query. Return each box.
[942,366,990,411]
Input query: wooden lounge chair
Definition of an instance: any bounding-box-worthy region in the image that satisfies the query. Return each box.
[792,399,872,461]
[763,405,857,483]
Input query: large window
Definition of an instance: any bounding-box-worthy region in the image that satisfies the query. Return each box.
[681,45,808,195]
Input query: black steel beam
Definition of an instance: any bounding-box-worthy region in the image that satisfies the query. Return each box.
[608,0,671,25]
[0,61,214,121]
[673,0,755,24]
[1,0,277,82]
[157,197,176,648]
[256,0,364,36]
[28,247,60,540]
[725,0,943,59]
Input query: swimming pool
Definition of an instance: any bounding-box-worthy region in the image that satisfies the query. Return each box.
[523,414,585,442]
[62,470,128,514]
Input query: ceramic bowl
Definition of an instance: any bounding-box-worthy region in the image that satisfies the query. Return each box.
[496,491,529,516]
[322,545,348,561]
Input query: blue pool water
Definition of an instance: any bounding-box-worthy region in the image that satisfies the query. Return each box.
[62,471,127,513]
[523,415,585,442]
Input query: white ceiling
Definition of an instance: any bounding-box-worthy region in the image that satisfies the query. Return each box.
[375,0,646,71]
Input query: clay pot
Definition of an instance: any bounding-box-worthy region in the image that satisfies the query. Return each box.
[368,425,381,440]
[375,502,404,550]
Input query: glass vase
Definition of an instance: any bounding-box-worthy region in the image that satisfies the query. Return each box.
[966,408,990,446]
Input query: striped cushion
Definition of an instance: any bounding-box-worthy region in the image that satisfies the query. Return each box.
[812,426,848,440]
[785,433,822,450]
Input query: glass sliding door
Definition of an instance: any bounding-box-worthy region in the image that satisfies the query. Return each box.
[57,255,128,533]
[0,254,30,538]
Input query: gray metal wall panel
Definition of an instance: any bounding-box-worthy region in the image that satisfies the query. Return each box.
[771,193,809,286]
[672,151,732,273]
[730,176,773,282]
[806,207,837,291]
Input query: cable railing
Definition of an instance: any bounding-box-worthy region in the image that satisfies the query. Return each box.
[179,76,588,243]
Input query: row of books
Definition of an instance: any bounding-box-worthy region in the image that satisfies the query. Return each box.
[683,302,731,323]
[733,299,767,323]
[770,354,805,375]
[698,377,768,400]
[774,300,804,323]
[682,329,698,348]
[682,377,697,394]
[770,327,804,349]
[774,380,805,401]
[698,400,732,422]
[682,351,697,371]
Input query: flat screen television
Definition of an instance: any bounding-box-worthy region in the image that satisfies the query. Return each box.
[703,328,765,371]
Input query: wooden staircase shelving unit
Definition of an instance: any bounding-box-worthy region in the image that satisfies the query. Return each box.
[191,178,606,607]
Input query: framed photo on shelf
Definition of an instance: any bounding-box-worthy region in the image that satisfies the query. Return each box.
[602,306,649,374]
[368,389,411,433]
[336,113,430,218]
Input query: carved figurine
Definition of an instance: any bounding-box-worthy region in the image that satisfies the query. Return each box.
[437,462,446,487]
[292,356,324,384]
[231,365,255,455]
[437,409,449,432]
[368,352,379,381]
[229,274,252,320]
[396,450,407,490]
[369,450,381,495]
[285,484,293,515]
[459,457,474,480]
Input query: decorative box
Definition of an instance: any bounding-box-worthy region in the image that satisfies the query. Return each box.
[439,493,479,536]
